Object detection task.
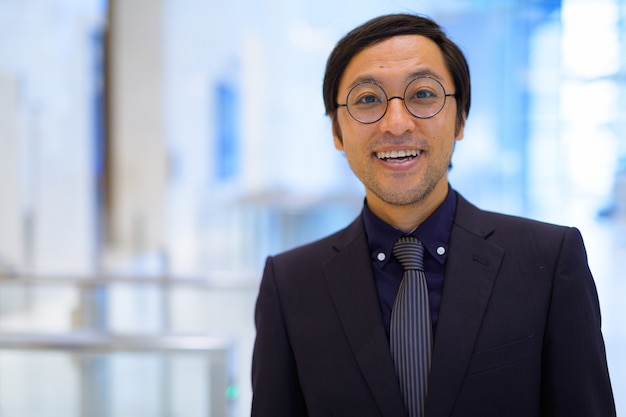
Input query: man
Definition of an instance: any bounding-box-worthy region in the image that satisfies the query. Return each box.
[251,13,616,417]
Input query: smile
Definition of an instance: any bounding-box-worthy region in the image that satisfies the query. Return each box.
[376,149,422,160]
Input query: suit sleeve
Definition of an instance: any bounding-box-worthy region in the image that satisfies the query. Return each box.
[251,256,308,417]
[540,227,616,416]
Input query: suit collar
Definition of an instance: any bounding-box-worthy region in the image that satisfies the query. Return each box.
[451,192,496,239]
[325,217,408,417]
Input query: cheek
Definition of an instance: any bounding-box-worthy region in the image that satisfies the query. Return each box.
[424,123,458,158]
[334,116,366,151]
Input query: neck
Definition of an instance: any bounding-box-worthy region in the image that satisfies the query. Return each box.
[367,183,449,232]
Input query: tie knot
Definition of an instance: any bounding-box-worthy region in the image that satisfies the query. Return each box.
[393,236,424,271]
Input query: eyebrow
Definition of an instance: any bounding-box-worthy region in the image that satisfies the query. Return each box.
[345,68,447,90]
[407,69,445,81]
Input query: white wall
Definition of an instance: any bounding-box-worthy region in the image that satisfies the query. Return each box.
[0,1,101,274]
[0,74,23,272]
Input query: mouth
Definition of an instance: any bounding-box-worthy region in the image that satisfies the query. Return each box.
[375,149,422,162]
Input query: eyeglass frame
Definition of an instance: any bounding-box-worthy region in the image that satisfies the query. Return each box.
[335,76,456,124]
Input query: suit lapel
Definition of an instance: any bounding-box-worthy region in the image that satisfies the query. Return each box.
[323,196,506,417]
[426,195,505,417]
[323,218,407,417]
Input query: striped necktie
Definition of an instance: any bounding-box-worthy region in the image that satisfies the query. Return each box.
[390,236,432,417]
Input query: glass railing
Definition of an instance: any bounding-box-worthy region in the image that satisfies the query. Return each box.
[0,275,254,417]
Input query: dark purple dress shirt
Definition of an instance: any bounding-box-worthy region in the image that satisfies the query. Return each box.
[362,187,457,337]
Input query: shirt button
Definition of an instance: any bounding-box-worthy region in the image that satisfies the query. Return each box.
[437,246,446,256]
[377,252,386,262]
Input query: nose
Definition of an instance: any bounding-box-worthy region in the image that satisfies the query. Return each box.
[378,96,416,136]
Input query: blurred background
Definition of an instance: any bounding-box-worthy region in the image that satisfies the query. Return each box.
[0,0,625,416]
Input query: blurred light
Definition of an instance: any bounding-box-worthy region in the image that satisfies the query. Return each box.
[561,0,621,79]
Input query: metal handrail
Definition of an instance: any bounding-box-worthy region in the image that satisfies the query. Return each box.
[0,331,232,352]
[0,332,235,417]
[0,273,259,289]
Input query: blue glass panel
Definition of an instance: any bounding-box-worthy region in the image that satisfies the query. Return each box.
[215,81,239,180]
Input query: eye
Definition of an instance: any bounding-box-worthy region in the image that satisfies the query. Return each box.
[405,77,446,105]
[355,94,382,105]
[412,89,437,100]
[347,83,386,108]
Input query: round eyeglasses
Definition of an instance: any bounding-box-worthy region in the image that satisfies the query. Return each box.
[336,76,456,124]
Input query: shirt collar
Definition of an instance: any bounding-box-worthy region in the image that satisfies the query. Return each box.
[362,187,457,266]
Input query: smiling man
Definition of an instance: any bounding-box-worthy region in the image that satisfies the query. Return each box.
[251,14,615,417]
[333,34,462,231]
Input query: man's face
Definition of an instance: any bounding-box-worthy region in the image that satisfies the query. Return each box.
[332,35,464,215]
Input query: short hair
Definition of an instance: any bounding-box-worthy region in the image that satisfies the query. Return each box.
[323,13,471,135]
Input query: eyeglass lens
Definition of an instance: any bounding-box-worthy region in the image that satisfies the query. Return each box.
[345,77,448,123]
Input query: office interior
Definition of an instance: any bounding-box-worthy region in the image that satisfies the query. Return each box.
[0,0,625,416]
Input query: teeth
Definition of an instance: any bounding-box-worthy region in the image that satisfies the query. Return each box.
[376,150,421,159]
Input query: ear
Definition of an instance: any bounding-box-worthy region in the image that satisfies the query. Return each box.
[330,114,344,150]
[334,134,344,151]
[455,125,464,141]
[454,114,466,141]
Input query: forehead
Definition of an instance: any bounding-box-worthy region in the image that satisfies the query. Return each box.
[339,34,452,92]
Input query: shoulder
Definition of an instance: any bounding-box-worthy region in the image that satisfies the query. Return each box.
[456,192,575,233]
[454,193,586,255]
[485,210,574,237]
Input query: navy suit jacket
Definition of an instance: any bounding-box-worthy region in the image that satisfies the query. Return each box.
[251,193,616,417]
